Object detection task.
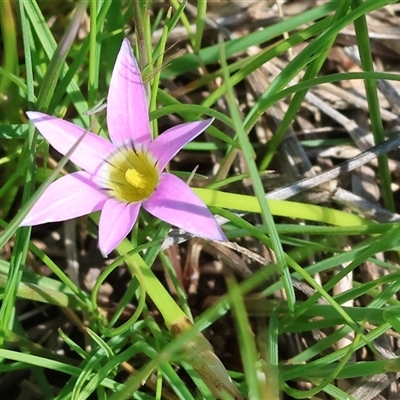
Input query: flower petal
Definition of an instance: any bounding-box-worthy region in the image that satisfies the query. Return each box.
[143,173,225,241]
[21,172,107,226]
[27,111,115,175]
[107,38,151,147]
[98,198,141,256]
[149,119,214,171]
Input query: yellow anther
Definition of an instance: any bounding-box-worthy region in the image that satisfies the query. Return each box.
[125,168,146,189]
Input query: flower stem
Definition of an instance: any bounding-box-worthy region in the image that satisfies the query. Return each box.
[116,238,185,329]
[116,238,242,398]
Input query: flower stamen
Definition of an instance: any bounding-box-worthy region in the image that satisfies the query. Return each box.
[125,168,146,189]
[98,148,159,203]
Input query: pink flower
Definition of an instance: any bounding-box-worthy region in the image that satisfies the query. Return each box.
[22,39,225,256]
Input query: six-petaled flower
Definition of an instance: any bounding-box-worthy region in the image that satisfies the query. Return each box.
[22,39,225,256]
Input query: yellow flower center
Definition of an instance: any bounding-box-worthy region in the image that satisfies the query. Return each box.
[98,148,159,203]
[125,168,146,189]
